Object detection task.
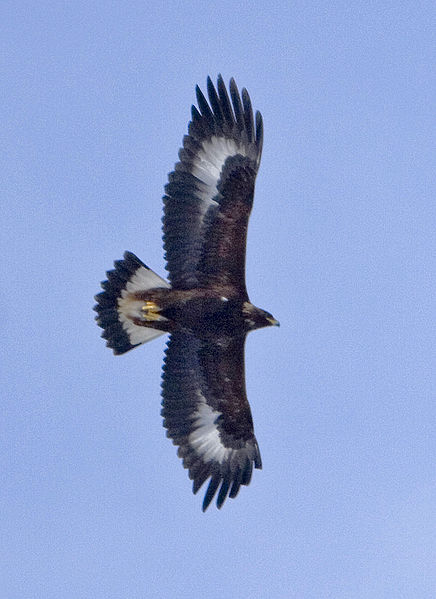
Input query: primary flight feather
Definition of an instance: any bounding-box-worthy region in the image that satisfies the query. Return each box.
[94,75,278,511]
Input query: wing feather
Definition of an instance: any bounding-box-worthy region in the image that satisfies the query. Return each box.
[216,76,234,130]
[163,75,263,290]
[161,332,262,511]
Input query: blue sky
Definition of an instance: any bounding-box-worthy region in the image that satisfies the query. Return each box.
[2,2,435,597]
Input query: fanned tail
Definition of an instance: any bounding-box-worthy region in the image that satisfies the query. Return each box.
[94,251,170,355]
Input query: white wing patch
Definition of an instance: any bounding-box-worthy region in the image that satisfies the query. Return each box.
[117,265,170,346]
[189,398,233,464]
[191,135,249,205]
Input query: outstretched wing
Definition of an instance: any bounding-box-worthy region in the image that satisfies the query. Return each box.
[161,331,262,511]
[163,75,263,294]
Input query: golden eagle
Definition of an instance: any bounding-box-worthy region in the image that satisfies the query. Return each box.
[94,76,278,510]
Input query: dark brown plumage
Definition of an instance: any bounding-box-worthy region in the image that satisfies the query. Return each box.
[94,76,278,510]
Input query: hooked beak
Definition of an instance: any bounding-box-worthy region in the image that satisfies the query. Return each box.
[267,316,280,327]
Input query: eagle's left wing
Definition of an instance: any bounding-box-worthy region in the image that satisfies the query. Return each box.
[161,331,262,511]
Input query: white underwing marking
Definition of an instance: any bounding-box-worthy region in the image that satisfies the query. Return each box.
[191,136,249,205]
[189,397,232,464]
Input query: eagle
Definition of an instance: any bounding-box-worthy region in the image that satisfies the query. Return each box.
[94,75,279,511]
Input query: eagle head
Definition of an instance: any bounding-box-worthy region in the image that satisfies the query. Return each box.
[242,302,279,332]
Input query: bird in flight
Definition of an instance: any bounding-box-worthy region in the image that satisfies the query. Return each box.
[94,75,278,511]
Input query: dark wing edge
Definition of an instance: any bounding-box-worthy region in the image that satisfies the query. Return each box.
[161,332,262,511]
[94,251,170,354]
[163,75,264,289]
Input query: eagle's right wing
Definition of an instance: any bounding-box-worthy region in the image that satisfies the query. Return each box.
[162,75,263,294]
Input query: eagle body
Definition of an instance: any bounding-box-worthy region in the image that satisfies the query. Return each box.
[94,76,278,510]
[125,285,275,339]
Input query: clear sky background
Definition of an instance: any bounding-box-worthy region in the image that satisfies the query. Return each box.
[2,2,435,598]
